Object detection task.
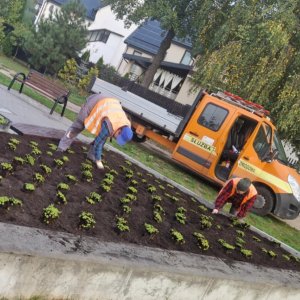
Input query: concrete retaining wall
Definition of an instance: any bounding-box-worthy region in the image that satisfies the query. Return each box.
[0,222,300,300]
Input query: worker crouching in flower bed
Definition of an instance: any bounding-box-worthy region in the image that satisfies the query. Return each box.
[212,178,257,219]
[58,94,133,169]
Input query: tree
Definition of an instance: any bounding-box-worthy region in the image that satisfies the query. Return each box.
[24,0,87,74]
[104,0,221,88]
[192,0,300,152]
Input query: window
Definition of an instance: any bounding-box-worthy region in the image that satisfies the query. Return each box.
[87,30,111,43]
[253,123,272,159]
[180,51,192,65]
[198,104,228,131]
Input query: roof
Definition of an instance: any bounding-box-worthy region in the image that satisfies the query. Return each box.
[123,53,192,77]
[48,0,103,20]
[125,19,192,55]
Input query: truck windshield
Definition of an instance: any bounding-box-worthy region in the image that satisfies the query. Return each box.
[272,131,288,165]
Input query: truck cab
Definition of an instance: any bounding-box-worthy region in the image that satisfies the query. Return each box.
[172,91,300,219]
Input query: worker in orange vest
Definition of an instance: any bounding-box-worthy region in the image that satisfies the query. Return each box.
[58,94,133,169]
[212,178,257,218]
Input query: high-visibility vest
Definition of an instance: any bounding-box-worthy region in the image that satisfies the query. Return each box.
[84,98,131,136]
[219,178,257,207]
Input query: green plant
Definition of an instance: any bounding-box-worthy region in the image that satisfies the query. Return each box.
[261,248,277,259]
[67,149,75,154]
[144,223,159,235]
[57,183,70,191]
[153,203,165,214]
[169,195,179,202]
[40,164,52,174]
[175,207,187,225]
[54,159,64,168]
[102,178,113,185]
[29,141,39,147]
[236,237,246,247]
[120,197,131,204]
[1,162,13,172]
[151,195,162,202]
[46,151,53,156]
[9,138,20,145]
[240,249,253,258]
[198,205,208,212]
[193,232,209,250]
[128,186,137,194]
[61,156,69,162]
[153,211,163,223]
[0,196,22,208]
[7,142,17,151]
[82,170,93,182]
[58,58,78,83]
[105,173,115,181]
[48,143,58,151]
[199,214,213,229]
[13,156,25,165]
[86,192,102,204]
[31,147,42,156]
[79,211,96,229]
[101,184,111,192]
[170,229,185,244]
[81,162,93,171]
[130,179,138,186]
[26,154,35,166]
[158,185,165,190]
[33,173,45,184]
[56,191,67,204]
[252,236,261,242]
[236,230,245,237]
[122,205,131,214]
[116,216,129,232]
[218,239,235,251]
[43,204,61,224]
[23,183,35,192]
[147,185,156,193]
[65,174,78,183]
[109,169,118,175]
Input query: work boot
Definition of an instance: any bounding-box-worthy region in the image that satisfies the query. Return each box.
[96,160,104,169]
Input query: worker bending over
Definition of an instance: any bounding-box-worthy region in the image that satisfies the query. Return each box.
[58,94,133,169]
[212,178,257,219]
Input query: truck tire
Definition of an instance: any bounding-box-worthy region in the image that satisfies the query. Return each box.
[132,132,147,143]
[250,186,274,216]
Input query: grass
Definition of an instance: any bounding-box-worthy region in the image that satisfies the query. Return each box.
[1,54,300,252]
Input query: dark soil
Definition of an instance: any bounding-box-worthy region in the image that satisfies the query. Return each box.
[0,132,300,272]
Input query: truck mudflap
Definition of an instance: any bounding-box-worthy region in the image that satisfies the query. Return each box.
[273,193,300,220]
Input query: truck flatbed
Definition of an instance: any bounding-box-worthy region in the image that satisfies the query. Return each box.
[91,78,182,134]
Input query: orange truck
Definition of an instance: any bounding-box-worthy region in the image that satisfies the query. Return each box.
[91,79,300,220]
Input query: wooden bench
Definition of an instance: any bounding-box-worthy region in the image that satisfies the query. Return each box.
[8,70,70,117]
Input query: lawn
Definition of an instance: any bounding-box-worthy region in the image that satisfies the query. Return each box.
[1,54,300,252]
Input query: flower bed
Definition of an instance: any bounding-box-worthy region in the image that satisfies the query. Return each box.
[0,132,299,272]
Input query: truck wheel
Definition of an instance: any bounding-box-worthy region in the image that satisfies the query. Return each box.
[250,186,274,216]
[132,132,147,143]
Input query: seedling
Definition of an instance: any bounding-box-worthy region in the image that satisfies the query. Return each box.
[29,141,39,147]
[54,159,64,168]
[261,248,277,259]
[33,173,45,184]
[79,211,96,229]
[169,195,179,202]
[102,178,113,185]
[109,169,118,175]
[101,184,111,192]
[61,156,69,162]
[48,143,58,151]
[142,179,147,183]
[175,207,187,225]
[56,191,67,204]
[130,179,138,186]
[57,183,70,191]
[147,185,156,193]
[154,203,165,214]
[67,149,75,154]
[151,195,162,202]
[1,162,13,172]
[0,196,22,208]
[8,142,17,151]
[158,185,165,190]
[170,229,185,244]
[23,183,35,192]
[193,232,209,250]
[122,205,131,214]
[81,162,93,171]
[128,186,137,194]
[40,164,52,174]
[81,146,88,151]
[86,192,102,204]
[65,174,78,183]
[46,151,53,156]
[82,170,93,182]
[9,138,20,145]
[240,249,253,258]
[120,197,131,204]
[125,160,132,166]
[199,214,213,229]
[13,156,25,165]
[43,204,61,224]
[116,216,129,232]
[144,223,159,235]
[252,236,261,242]
[153,211,163,223]
[236,230,245,237]
[26,154,35,166]
[198,205,208,212]
[218,239,235,251]
[31,147,42,156]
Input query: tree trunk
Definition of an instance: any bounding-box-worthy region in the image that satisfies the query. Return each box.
[141,28,175,88]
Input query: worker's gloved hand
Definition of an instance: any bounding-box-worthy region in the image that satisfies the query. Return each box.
[212,208,219,214]
[96,160,104,170]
